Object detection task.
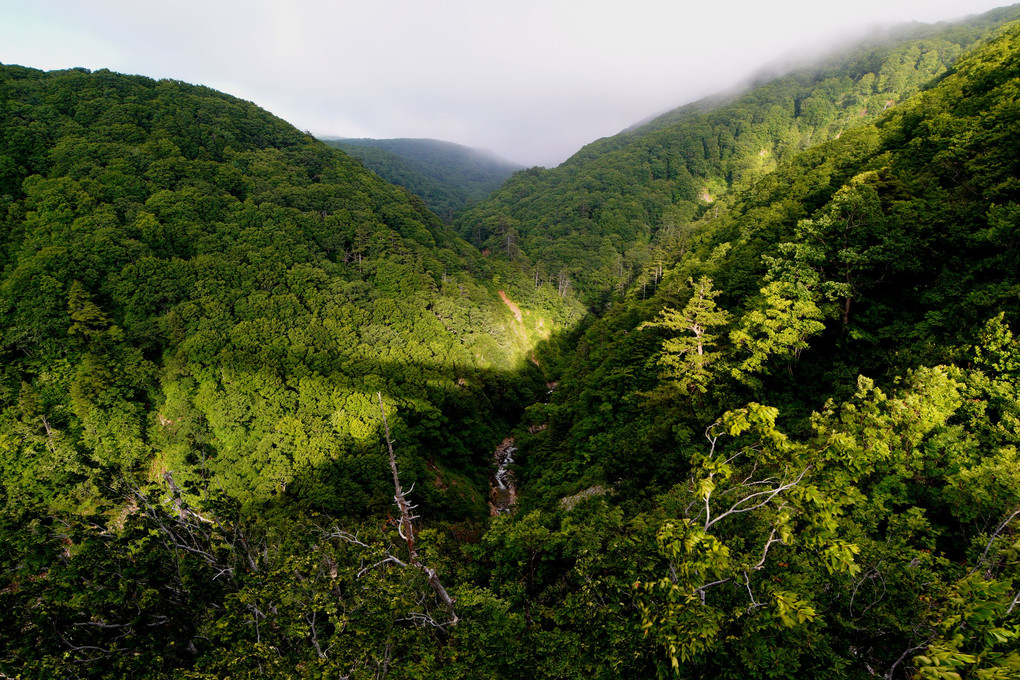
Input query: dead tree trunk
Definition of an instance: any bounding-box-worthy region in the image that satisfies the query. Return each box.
[377,393,459,625]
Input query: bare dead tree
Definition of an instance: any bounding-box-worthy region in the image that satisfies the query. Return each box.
[129,472,260,578]
[378,392,458,624]
[332,394,458,627]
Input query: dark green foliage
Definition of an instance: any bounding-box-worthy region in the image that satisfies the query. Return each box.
[455,6,1020,307]
[323,138,522,222]
[4,6,1020,679]
[523,15,1020,504]
[511,14,1020,678]
[0,63,583,519]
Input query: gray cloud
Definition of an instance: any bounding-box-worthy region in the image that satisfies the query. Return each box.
[1,0,1008,166]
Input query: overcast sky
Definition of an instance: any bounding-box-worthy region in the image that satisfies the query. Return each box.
[0,1,1010,167]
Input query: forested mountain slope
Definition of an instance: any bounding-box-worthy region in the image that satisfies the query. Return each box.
[323,137,521,222]
[2,9,1020,680]
[507,17,1020,678]
[456,4,1020,306]
[519,0,1020,507]
[0,64,579,520]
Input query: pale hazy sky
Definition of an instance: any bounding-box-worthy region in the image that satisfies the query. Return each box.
[0,1,1010,166]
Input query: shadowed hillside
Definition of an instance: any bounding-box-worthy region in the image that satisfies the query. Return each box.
[323,137,522,222]
[2,8,1020,679]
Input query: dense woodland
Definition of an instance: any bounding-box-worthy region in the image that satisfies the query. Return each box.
[321,138,521,223]
[456,5,1020,308]
[2,5,1020,679]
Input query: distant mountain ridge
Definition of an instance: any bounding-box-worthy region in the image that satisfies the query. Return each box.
[322,137,522,222]
[4,6,1020,678]
[455,3,1020,306]
[0,62,582,520]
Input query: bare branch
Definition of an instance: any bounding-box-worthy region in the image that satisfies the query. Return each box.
[331,395,460,626]
[885,639,933,680]
[307,611,326,659]
[704,467,809,531]
[70,621,132,630]
[1006,589,1020,617]
[357,555,409,578]
[396,611,457,628]
[742,570,768,611]
[849,562,887,619]
[695,577,732,604]
[329,530,372,550]
[973,506,1020,576]
[751,525,785,571]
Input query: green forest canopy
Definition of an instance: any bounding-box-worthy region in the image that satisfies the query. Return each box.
[455,4,1020,308]
[2,6,1020,679]
[322,137,521,223]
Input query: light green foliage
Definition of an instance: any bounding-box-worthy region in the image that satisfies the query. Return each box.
[454,8,1019,305]
[5,8,1020,679]
[634,350,1020,675]
[975,314,1020,379]
[635,403,849,672]
[915,576,1020,680]
[640,276,730,394]
[730,279,826,384]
